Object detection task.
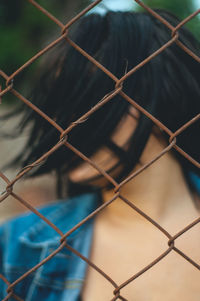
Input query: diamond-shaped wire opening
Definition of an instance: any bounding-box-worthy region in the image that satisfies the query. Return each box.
[0,1,200,300]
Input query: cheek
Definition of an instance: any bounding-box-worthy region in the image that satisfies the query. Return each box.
[111,110,138,148]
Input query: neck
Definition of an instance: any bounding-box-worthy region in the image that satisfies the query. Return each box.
[102,151,194,225]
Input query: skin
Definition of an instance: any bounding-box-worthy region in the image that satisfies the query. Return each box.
[69,110,200,300]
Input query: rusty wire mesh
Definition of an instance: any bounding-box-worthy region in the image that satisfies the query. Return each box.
[0,0,200,300]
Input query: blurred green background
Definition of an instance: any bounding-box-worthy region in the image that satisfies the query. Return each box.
[0,0,199,104]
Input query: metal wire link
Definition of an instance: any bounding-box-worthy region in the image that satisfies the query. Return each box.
[0,1,200,300]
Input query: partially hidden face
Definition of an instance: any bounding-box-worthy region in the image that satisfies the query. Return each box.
[68,106,139,185]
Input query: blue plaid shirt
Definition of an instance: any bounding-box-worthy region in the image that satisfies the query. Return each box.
[0,193,100,301]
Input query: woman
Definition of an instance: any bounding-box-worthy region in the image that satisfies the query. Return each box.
[0,9,200,301]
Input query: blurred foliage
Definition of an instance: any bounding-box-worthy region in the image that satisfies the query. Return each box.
[1,1,58,74]
[135,0,200,41]
[0,0,88,104]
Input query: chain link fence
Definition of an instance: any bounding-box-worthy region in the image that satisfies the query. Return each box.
[0,0,200,300]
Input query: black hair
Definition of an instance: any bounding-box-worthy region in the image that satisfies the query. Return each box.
[3,9,200,197]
